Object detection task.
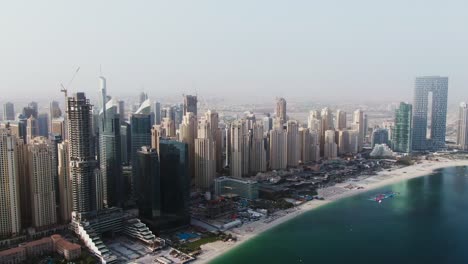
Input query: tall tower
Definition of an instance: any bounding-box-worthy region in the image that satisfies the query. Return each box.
[336,110,347,130]
[27,137,58,228]
[154,101,161,125]
[66,93,98,215]
[275,98,287,126]
[269,128,287,170]
[57,141,73,223]
[205,110,222,172]
[194,118,216,191]
[412,76,448,151]
[286,120,300,167]
[457,102,468,151]
[3,102,15,121]
[249,121,267,174]
[353,109,364,151]
[184,95,198,116]
[392,102,413,153]
[179,112,197,179]
[0,128,22,238]
[324,130,338,159]
[26,116,38,144]
[230,120,248,178]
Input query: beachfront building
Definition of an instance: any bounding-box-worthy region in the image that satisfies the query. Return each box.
[214,177,259,200]
[392,102,413,153]
[457,102,468,151]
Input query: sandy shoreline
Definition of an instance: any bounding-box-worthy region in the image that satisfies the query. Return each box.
[194,159,468,264]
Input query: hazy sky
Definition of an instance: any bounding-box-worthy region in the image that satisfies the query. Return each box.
[1,0,467,103]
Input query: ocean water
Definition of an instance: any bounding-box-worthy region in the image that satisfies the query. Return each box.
[210,166,468,264]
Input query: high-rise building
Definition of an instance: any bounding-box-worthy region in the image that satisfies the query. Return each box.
[263,115,273,133]
[139,92,148,105]
[371,128,389,147]
[392,102,413,153]
[183,95,198,116]
[37,113,49,137]
[412,76,448,151]
[269,128,287,170]
[57,141,72,223]
[162,117,176,137]
[158,140,190,231]
[99,98,123,208]
[130,113,151,197]
[179,112,197,179]
[120,122,131,165]
[323,130,337,159]
[230,120,248,178]
[135,147,160,221]
[320,107,333,156]
[3,102,15,121]
[51,118,66,139]
[205,110,222,172]
[299,127,311,163]
[457,102,468,151]
[117,100,125,123]
[353,109,364,151]
[310,130,320,162]
[0,128,22,238]
[66,93,98,214]
[194,118,216,191]
[286,120,300,167]
[151,124,166,154]
[275,98,287,126]
[49,101,62,120]
[15,137,31,228]
[249,121,267,174]
[26,116,38,144]
[23,103,38,119]
[338,130,349,155]
[154,101,161,125]
[336,110,347,130]
[27,137,58,228]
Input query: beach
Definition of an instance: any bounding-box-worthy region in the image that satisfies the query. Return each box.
[194,158,468,264]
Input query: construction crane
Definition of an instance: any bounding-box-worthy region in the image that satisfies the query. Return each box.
[60,66,80,98]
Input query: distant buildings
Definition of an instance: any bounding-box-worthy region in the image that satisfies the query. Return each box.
[323,130,337,159]
[269,128,287,170]
[3,102,15,121]
[194,118,216,191]
[275,98,287,126]
[336,110,347,130]
[412,76,448,151]
[392,102,413,153]
[457,102,468,150]
[353,109,364,151]
[286,120,300,167]
[183,95,198,116]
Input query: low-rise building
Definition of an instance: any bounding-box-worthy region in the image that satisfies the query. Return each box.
[214,177,259,200]
[51,234,81,261]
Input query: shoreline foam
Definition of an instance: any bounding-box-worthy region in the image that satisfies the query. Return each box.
[194,159,468,264]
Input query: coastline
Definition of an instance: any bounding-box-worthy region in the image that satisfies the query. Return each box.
[194,159,468,264]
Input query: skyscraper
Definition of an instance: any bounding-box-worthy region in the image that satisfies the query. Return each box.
[37,113,49,137]
[26,116,38,144]
[194,118,216,191]
[275,98,287,126]
[117,100,125,123]
[286,120,300,167]
[49,101,62,120]
[299,127,311,163]
[412,76,448,151]
[66,93,98,214]
[371,128,389,147]
[135,146,160,221]
[179,112,197,179]
[154,101,161,125]
[392,102,413,153]
[57,141,73,223]
[27,137,58,228]
[353,109,364,151]
[457,102,468,151]
[0,128,22,238]
[336,110,347,130]
[323,130,337,159]
[249,121,267,174]
[158,140,190,231]
[99,99,123,208]
[269,128,287,170]
[205,110,222,172]
[183,95,198,116]
[130,113,151,197]
[3,102,15,121]
[230,120,248,178]
[151,124,166,154]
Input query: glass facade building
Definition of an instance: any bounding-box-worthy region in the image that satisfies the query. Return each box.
[392,102,412,153]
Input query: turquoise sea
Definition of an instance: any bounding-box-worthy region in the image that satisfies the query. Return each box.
[210,166,468,264]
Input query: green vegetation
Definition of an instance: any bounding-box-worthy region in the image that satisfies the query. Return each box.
[397,156,414,166]
[177,234,220,253]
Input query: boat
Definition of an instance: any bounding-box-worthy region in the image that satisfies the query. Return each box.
[368,191,399,203]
